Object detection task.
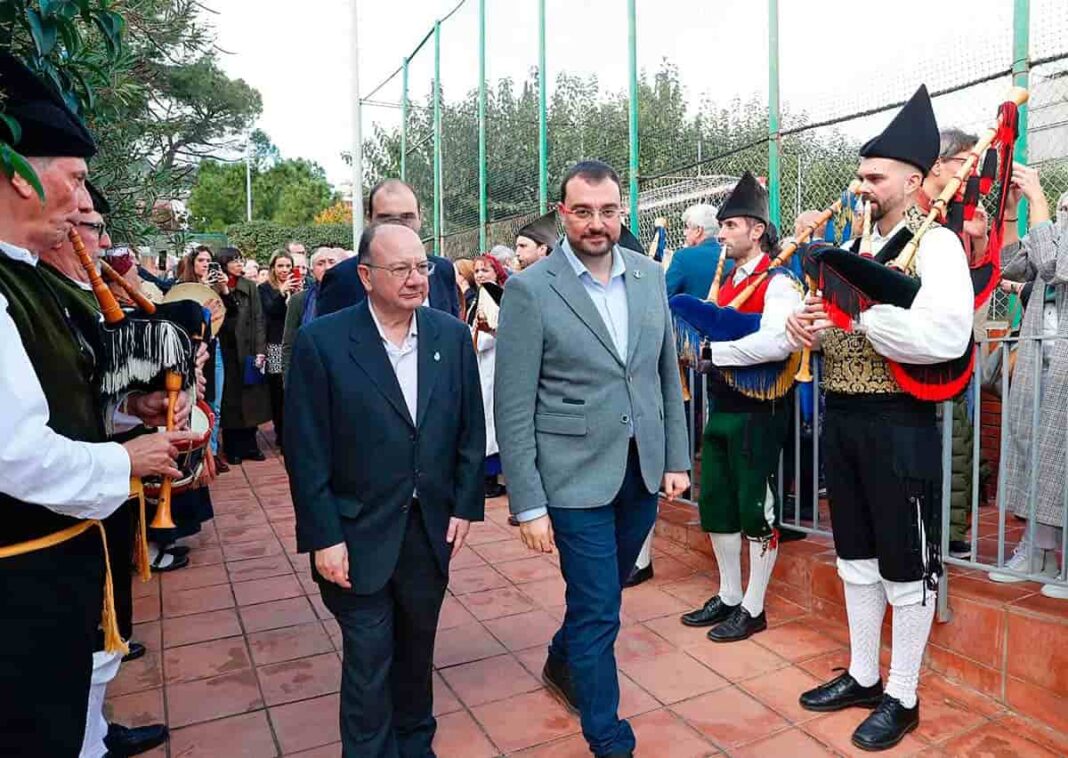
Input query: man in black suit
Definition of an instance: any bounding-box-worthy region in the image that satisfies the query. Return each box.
[285,221,485,757]
[317,179,461,318]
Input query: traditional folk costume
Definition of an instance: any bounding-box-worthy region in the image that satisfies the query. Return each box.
[798,86,974,751]
[0,53,136,758]
[676,173,801,641]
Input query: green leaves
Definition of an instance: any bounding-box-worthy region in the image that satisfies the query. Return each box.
[0,143,47,203]
[25,8,58,57]
[0,114,23,145]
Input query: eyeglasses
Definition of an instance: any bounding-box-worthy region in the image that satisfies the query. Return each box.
[77,221,106,236]
[558,204,622,223]
[362,261,435,279]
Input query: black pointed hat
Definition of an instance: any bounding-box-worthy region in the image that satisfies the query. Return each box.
[617,224,644,254]
[515,210,558,248]
[86,180,110,215]
[859,85,939,174]
[0,52,96,158]
[717,171,769,226]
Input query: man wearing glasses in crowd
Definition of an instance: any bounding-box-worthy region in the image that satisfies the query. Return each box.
[316,178,461,318]
[495,160,690,758]
[285,219,484,757]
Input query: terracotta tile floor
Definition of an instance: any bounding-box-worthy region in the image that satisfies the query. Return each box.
[107,448,1066,757]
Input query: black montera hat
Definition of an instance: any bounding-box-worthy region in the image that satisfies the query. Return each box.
[617,224,644,254]
[0,51,96,158]
[859,84,939,174]
[515,211,558,248]
[716,171,769,226]
[86,180,110,215]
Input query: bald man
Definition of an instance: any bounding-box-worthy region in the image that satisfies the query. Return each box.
[285,221,484,756]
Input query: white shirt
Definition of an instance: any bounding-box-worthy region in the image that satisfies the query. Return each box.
[855,218,974,364]
[707,255,801,367]
[561,239,629,361]
[0,242,131,520]
[368,302,419,424]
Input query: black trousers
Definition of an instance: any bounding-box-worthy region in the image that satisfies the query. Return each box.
[823,393,941,583]
[0,531,102,757]
[319,505,448,758]
[223,427,261,459]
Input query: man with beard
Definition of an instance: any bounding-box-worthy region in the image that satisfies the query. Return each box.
[678,172,801,643]
[787,85,973,751]
[494,160,690,758]
[514,211,557,270]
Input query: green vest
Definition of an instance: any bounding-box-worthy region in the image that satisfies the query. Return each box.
[0,254,107,544]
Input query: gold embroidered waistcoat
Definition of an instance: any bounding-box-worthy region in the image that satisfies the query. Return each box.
[821,206,927,395]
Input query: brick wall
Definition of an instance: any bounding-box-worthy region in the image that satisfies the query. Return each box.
[979,389,1003,505]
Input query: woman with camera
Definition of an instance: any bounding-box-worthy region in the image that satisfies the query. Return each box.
[259,250,299,455]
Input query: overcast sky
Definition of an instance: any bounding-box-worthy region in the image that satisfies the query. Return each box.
[209,0,1060,188]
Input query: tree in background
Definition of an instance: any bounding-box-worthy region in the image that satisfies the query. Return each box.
[361,62,859,238]
[1,0,262,243]
[187,130,337,232]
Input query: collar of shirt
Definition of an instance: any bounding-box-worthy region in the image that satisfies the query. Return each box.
[0,241,37,266]
[872,217,909,249]
[561,238,626,285]
[368,301,418,354]
[730,253,765,284]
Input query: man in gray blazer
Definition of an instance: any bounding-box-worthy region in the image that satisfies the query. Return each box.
[495,160,690,758]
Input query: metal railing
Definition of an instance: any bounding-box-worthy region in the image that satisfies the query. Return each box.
[674,330,1068,622]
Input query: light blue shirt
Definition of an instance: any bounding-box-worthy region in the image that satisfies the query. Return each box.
[516,241,631,524]
[560,238,629,361]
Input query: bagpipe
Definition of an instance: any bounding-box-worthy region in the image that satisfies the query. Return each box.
[669,183,859,401]
[71,229,214,531]
[803,87,1028,402]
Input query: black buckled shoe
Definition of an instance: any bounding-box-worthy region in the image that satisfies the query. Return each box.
[120,642,146,663]
[851,695,919,751]
[104,722,169,757]
[680,595,739,627]
[542,655,579,714]
[623,563,653,588]
[707,606,767,642]
[799,669,884,712]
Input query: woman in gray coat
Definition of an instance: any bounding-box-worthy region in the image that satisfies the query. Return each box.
[989,167,1068,599]
[217,247,272,463]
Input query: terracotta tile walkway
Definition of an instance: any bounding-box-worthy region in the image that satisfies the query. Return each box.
[108,446,1068,757]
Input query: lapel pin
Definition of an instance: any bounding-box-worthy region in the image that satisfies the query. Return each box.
[633,270,643,279]
[433,351,440,362]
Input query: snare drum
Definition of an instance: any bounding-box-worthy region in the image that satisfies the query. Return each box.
[143,401,214,497]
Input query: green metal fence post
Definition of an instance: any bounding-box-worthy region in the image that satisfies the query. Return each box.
[767,0,781,228]
[478,0,487,250]
[538,0,548,214]
[433,20,442,256]
[626,0,639,225]
[400,57,409,182]
[1013,0,1030,238]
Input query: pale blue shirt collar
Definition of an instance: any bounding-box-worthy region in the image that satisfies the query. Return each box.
[0,241,37,266]
[560,238,626,283]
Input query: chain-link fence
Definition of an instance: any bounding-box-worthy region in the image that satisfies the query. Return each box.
[360,0,1068,267]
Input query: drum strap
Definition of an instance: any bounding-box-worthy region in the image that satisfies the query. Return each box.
[0,519,128,655]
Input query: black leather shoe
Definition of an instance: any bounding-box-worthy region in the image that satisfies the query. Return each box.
[245,450,267,462]
[680,595,738,627]
[104,722,169,756]
[507,515,520,527]
[778,526,807,543]
[799,669,884,712]
[596,752,634,758]
[708,606,767,642]
[542,655,579,714]
[623,563,653,588]
[121,642,146,663]
[851,695,919,751]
